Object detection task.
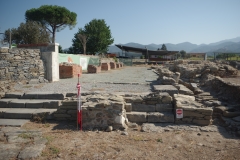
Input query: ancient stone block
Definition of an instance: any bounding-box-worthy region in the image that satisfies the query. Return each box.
[126,112,147,123]
[132,103,155,112]
[156,103,173,112]
[147,112,174,123]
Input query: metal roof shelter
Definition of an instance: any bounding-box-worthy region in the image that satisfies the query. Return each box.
[115,44,179,61]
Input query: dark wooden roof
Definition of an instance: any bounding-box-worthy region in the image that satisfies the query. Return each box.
[115,44,179,55]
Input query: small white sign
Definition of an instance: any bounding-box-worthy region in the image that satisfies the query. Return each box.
[176,109,183,118]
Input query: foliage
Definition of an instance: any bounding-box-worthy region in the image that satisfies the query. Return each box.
[25,5,77,43]
[59,45,63,53]
[71,19,114,54]
[161,44,167,50]
[4,21,51,44]
[179,50,187,58]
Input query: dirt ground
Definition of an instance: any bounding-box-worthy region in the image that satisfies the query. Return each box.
[21,121,240,160]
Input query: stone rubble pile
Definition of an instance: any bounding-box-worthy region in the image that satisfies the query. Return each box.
[171,60,238,80]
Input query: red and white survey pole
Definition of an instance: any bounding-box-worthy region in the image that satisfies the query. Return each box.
[76,73,82,131]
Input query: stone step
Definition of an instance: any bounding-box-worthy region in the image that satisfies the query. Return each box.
[0,108,57,119]
[131,103,173,112]
[4,92,65,100]
[0,119,30,127]
[126,111,174,123]
[0,99,61,109]
[153,85,178,96]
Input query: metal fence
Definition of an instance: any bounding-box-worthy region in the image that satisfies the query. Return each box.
[118,58,133,66]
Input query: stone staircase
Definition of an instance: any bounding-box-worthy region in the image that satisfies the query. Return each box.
[124,92,175,124]
[0,92,64,127]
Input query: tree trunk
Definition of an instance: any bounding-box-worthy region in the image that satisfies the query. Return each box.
[52,27,56,43]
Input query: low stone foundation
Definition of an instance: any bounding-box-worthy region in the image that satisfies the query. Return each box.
[59,63,82,78]
[54,93,127,130]
[174,94,213,126]
[87,65,101,73]
[101,62,111,71]
[110,62,116,69]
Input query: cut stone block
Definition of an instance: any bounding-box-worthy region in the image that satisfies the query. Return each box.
[147,112,174,123]
[156,103,173,112]
[0,108,8,118]
[125,103,132,112]
[5,92,23,98]
[4,108,37,119]
[126,112,147,123]
[9,100,28,108]
[177,84,194,96]
[22,92,65,100]
[0,119,29,127]
[25,100,44,108]
[0,99,15,108]
[132,103,155,112]
[153,85,178,96]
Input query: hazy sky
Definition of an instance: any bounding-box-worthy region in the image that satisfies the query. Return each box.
[0,0,239,49]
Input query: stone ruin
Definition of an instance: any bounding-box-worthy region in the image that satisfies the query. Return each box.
[153,60,240,134]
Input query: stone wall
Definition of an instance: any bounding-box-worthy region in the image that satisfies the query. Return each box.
[54,93,128,130]
[204,75,240,103]
[0,48,45,92]
[124,93,174,123]
[59,62,82,79]
[174,94,213,126]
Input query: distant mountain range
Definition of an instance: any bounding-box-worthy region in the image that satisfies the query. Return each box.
[108,37,240,56]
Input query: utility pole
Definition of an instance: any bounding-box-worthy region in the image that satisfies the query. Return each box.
[9,29,11,48]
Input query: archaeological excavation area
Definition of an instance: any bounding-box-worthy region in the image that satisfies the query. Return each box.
[0,46,240,159]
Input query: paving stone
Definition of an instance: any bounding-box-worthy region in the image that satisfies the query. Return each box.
[18,144,46,159]
[0,119,29,127]
[153,85,178,96]
[126,112,147,123]
[0,144,21,160]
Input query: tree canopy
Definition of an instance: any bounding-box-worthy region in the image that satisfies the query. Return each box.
[70,19,114,54]
[161,44,167,50]
[25,5,77,43]
[179,50,187,58]
[4,21,51,44]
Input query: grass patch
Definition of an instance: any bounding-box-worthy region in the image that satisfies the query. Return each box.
[45,136,54,144]
[43,123,50,128]
[49,146,60,154]
[18,133,33,139]
[157,138,163,143]
[22,85,32,88]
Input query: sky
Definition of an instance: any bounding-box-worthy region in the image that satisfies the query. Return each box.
[0,0,240,49]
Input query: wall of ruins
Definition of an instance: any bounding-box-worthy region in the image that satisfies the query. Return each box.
[0,48,45,92]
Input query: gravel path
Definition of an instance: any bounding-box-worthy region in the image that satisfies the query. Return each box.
[14,66,158,93]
